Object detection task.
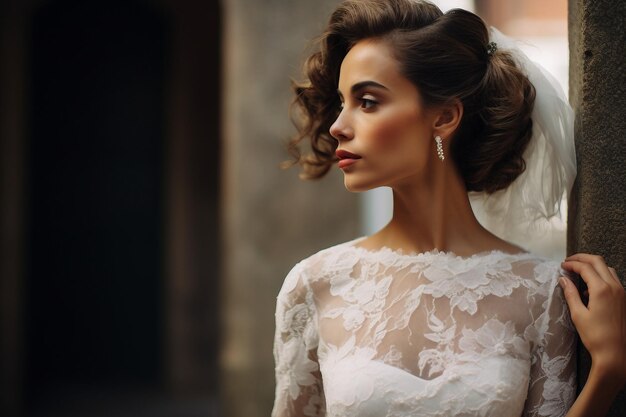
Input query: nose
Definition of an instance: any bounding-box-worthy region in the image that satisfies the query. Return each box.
[329,109,354,142]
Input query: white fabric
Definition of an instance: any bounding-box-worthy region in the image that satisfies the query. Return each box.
[272,237,576,417]
[469,28,577,255]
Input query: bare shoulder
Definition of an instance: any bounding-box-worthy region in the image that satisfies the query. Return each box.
[479,232,528,256]
[494,240,527,255]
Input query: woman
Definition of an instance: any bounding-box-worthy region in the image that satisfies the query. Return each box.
[273,1,626,416]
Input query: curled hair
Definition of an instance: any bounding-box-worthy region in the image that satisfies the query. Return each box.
[286,0,535,193]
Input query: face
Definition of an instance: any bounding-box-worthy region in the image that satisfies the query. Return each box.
[330,38,439,192]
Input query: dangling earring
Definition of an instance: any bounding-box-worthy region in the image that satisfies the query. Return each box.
[435,135,445,161]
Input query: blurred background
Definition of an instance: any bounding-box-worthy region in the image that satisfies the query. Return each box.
[0,0,567,416]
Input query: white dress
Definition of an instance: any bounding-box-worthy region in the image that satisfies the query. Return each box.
[272,237,576,417]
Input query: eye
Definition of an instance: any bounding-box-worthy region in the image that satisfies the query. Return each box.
[359,97,377,110]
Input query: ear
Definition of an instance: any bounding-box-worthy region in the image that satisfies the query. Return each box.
[432,99,463,141]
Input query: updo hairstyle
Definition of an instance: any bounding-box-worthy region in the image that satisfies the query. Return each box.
[286,0,536,193]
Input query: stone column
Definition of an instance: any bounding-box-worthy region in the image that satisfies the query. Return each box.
[220,1,359,416]
[568,0,626,414]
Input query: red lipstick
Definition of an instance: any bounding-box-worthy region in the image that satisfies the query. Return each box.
[336,149,362,169]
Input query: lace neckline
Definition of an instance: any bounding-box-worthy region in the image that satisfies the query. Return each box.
[346,236,531,262]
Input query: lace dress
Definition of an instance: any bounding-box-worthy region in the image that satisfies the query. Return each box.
[272,237,576,417]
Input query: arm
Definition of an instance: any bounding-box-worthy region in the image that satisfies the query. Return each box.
[522,266,576,417]
[272,263,325,417]
[559,254,626,417]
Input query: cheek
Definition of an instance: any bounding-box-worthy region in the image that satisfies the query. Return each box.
[366,110,429,157]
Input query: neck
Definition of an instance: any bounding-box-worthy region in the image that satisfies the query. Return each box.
[371,161,493,256]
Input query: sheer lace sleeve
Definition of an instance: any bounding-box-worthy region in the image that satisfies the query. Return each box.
[272,262,325,417]
[523,265,576,417]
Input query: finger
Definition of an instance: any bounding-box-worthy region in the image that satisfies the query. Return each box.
[608,267,623,287]
[565,253,612,282]
[561,260,606,290]
[559,276,586,323]
[565,253,614,285]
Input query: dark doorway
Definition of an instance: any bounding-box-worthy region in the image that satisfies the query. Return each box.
[25,0,169,413]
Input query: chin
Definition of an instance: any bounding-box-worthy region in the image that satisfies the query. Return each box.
[343,176,379,193]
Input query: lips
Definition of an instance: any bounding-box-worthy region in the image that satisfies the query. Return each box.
[336,149,362,169]
[336,149,362,160]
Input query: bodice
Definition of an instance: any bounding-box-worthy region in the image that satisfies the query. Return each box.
[272,237,576,417]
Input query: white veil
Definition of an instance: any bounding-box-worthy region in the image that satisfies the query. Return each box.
[469,28,577,259]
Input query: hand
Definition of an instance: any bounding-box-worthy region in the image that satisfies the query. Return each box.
[560,253,626,386]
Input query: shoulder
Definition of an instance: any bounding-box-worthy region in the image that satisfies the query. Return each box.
[507,253,562,292]
[483,252,565,315]
[277,237,363,302]
[503,254,569,326]
[509,254,573,331]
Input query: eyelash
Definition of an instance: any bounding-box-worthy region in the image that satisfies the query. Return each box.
[338,96,378,111]
[359,97,377,109]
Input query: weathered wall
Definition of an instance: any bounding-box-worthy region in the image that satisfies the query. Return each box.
[220,1,359,416]
[568,0,626,414]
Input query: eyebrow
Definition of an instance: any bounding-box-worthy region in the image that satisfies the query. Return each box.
[337,80,389,98]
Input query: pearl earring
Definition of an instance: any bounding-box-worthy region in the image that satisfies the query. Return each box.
[435,135,444,161]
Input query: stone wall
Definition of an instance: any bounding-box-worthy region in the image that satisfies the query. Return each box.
[568,0,626,415]
[220,1,359,416]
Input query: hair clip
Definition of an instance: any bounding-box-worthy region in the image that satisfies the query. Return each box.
[486,41,498,56]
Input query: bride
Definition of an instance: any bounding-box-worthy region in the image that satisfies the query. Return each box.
[273,1,626,416]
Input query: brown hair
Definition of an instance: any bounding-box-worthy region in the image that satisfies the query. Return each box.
[285,0,536,193]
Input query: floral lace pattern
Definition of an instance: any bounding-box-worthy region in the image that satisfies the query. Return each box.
[272,237,576,417]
